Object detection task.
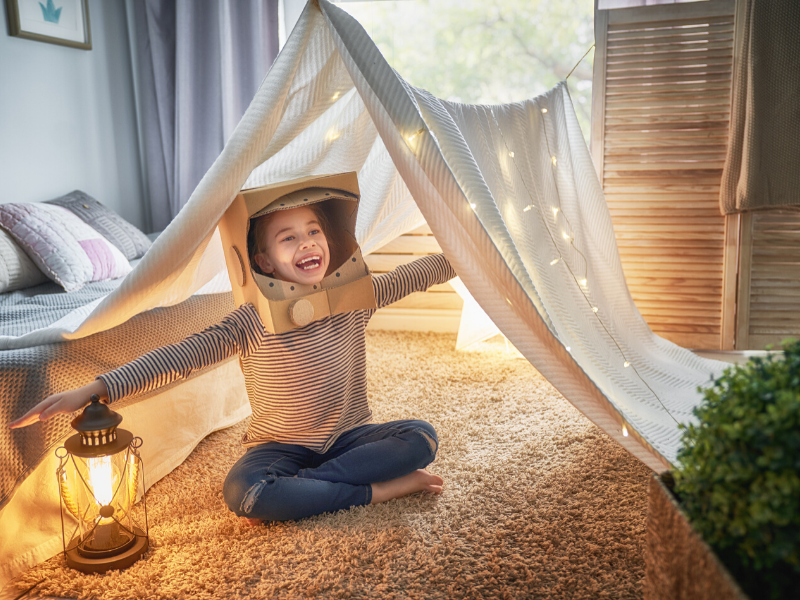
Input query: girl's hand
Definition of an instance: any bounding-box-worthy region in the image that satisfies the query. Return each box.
[8,379,110,429]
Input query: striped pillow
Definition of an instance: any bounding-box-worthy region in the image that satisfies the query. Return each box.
[45,191,152,260]
[0,203,132,292]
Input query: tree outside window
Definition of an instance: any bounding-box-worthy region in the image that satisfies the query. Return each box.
[336,0,595,144]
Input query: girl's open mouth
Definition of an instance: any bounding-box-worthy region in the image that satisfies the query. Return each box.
[296,255,322,271]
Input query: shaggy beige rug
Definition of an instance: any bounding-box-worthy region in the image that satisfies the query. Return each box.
[11,331,651,599]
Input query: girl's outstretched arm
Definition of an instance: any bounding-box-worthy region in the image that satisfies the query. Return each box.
[8,303,264,429]
[372,253,457,309]
[99,303,264,403]
[9,379,109,429]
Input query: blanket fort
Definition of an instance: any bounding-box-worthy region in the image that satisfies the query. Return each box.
[2,0,727,469]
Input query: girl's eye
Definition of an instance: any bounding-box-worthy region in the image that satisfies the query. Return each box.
[310,229,320,235]
[282,236,294,242]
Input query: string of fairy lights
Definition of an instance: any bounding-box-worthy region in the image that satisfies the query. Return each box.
[322,79,682,434]
[484,101,679,428]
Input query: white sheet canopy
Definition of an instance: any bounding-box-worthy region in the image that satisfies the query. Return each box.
[5,0,727,470]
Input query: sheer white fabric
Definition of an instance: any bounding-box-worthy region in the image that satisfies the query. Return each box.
[1,0,727,469]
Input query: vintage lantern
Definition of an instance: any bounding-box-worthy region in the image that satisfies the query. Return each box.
[55,394,149,573]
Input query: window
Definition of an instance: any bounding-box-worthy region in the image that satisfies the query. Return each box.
[334,0,595,143]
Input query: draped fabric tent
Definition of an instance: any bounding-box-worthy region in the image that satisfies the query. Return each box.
[5,0,727,470]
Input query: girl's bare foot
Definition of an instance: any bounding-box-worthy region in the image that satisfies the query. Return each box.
[370,469,444,505]
[243,517,264,527]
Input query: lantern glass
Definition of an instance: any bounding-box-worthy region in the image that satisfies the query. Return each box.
[56,440,147,567]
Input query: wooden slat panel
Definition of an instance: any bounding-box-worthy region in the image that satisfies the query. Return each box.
[409,223,432,235]
[595,0,735,350]
[744,209,800,348]
[367,225,456,320]
[605,82,732,96]
[606,54,733,70]
[604,92,731,108]
[606,0,736,26]
[374,235,442,254]
[390,292,463,311]
[607,39,734,58]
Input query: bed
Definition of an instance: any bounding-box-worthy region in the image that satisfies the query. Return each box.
[0,223,250,586]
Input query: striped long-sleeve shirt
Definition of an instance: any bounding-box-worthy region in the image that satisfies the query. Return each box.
[99,253,457,453]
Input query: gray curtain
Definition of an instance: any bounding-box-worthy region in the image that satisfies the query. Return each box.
[132,0,280,231]
[720,0,800,215]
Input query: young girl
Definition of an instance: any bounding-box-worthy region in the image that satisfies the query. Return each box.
[10,193,456,525]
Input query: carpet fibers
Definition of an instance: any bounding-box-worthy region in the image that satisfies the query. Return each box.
[12,331,651,599]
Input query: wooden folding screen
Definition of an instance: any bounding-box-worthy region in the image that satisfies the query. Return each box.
[365,224,463,332]
[592,0,737,350]
[737,210,800,350]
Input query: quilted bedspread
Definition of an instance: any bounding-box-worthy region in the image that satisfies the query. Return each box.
[0,288,235,509]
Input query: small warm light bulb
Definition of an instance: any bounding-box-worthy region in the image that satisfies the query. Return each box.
[565,346,571,352]
[591,306,599,313]
[469,203,477,209]
[579,278,587,287]
[541,108,548,114]
[505,298,512,306]
[523,204,533,212]
[509,151,515,158]
[551,156,557,166]
[327,129,340,142]
[550,258,560,266]
[552,207,559,217]
[331,92,341,101]
[624,361,631,368]
[406,127,425,144]
[562,232,572,242]
[622,424,629,437]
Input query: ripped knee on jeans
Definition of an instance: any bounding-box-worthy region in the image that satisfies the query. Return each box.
[240,480,268,515]
[418,430,437,454]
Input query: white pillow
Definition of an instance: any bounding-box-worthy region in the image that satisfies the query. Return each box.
[0,228,48,293]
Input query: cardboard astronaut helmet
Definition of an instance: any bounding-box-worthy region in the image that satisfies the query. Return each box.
[217,172,376,334]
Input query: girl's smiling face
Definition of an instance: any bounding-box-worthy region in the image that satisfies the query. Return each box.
[252,206,331,285]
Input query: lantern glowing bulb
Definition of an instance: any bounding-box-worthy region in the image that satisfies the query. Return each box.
[87,456,115,509]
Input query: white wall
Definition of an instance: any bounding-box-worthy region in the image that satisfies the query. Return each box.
[0,0,146,231]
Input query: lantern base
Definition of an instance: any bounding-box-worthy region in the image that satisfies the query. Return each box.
[65,527,148,573]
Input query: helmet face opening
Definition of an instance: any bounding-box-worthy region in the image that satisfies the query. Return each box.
[246,188,360,281]
[218,172,377,334]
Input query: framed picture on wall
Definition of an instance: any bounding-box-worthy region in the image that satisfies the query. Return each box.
[5,0,91,50]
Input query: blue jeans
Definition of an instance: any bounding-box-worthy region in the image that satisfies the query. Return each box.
[223,419,438,522]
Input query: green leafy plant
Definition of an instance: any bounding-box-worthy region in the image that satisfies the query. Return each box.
[674,339,800,600]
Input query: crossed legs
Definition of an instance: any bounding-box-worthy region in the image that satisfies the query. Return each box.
[222,420,442,523]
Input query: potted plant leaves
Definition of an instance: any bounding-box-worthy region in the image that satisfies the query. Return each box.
[645,339,800,600]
